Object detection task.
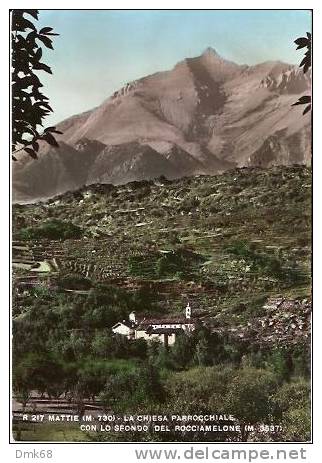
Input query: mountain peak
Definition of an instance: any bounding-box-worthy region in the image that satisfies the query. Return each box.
[202,46,221,58]
[13,46,311,202]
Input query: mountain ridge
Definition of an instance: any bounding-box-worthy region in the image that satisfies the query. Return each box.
[13,48,311,202]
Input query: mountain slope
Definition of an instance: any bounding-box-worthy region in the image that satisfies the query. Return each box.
[13,48,311,202]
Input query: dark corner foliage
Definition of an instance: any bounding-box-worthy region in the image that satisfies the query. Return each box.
[11,9,62,161]
[292,32,311,116]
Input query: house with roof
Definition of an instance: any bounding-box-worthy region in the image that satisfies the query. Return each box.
[112,303,199,346]
[110,320,135,338]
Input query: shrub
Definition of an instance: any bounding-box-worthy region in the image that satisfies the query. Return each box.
[57,274,92,290]
[100,362,165,412]
[180,196,200,212]
[16,219,83,240]
[156,248,204,278]
[271,379,311,441]
[225,240,306,283]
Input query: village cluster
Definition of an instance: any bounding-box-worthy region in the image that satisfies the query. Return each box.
[112,303,196,346]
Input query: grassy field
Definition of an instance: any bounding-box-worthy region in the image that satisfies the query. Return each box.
[12,422,90,442]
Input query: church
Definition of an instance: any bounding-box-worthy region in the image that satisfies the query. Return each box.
[112,303,197,346]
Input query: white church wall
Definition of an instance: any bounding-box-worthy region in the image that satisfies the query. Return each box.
[112,323,132,337]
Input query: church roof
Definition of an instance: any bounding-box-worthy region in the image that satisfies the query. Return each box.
[137,317,195,328]
[147,327,184,335]
[112,320,134,329]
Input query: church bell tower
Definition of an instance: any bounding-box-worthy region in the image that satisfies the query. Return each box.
[185,302,191,319]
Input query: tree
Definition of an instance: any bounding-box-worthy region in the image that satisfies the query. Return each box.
[224,366,279,441]
[16,219,83,240]
[11,10,62,161]
[292,32,311,115]
[13,352,65,400]
[271,379,311,441]
[100,363,165,413]
[171,332,195,368]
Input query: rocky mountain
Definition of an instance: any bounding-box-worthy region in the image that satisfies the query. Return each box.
[13,47,311,202]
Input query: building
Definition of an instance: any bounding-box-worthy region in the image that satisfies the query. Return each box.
[111,320,135,337]
[111,303,197,346]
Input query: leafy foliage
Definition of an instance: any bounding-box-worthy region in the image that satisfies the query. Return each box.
[294,33,311,73]
[57,274,92,290]
[225,367,279,436]
[11,10,62,160]
[225,240,307,284]
[156,248,205,279]
[271,379,311,441]
[292,32,311,115]
[16,219,83,240]
[100,363,165,413]
[13,352,65,399]
[12,280,311,441]
[12,165,311,441]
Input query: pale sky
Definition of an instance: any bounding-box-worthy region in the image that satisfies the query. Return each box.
[34,9,312,126]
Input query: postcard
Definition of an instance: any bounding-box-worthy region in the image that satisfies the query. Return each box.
[10,9,312,444]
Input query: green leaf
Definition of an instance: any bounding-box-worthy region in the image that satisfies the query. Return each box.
[294,37,308,50]
[19,17,37,32]
[26,30,37,42]
[32,141,39,151]
[292,95,311,107]
[34,47,42,61]
[37,35,53,50]
[42,132,59,147]
[39,101,53,112]
[33,62,52,74]
[24,10,39,20]
[298,96,311,104]
[24,147,38,159]
[39,27,53,34]
[44,126,62,134]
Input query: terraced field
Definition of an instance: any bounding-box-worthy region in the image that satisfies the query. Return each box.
[12,165,311,336]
